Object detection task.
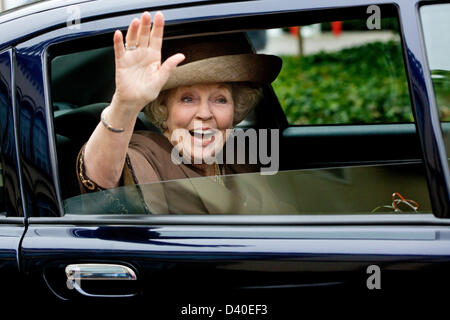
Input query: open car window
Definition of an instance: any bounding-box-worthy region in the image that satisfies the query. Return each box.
[50,4,432,216]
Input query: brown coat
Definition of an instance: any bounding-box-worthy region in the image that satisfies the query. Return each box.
[126,131,257,183]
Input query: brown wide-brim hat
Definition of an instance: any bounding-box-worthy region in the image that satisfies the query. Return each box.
[163,53,281,91]
[161,33,282,123]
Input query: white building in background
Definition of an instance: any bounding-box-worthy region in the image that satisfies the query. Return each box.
[1,0,34,11]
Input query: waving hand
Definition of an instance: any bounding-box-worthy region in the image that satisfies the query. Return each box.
[112,11,185,112]
[83,12,183,189]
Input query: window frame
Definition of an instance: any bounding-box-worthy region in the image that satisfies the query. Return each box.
[418,3,450,140]
[0,47,26,218]
[413,0,450,217]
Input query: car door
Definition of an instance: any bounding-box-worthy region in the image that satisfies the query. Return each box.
[14,0,450,314]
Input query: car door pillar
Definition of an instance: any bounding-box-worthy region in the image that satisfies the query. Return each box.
[399,0,450,218]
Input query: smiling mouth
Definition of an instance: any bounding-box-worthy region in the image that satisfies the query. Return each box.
[188,129,217,147]
[189,129,217,139]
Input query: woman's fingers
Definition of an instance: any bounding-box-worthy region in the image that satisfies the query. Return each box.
[123,11,165,54]
[149,11,164,53]
[159,53,185,79]
[125,18,140,48]
[113,30,125,61]
[137,11,151,48]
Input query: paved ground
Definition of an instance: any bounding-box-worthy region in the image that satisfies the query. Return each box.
[260,30,399,56]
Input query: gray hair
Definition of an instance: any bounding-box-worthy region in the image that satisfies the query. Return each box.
[143,83,263,131]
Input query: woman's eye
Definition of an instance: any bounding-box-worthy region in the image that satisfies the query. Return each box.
[181,96,193,103]
[216,97,227,104]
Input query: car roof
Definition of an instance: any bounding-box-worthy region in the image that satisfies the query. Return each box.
[0,0,438,25]
[0,0,233,24]
[0,0,93,23]
[0,0,240,50]
[0,0,437,51]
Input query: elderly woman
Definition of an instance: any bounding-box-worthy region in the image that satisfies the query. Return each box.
[77,11,281,194]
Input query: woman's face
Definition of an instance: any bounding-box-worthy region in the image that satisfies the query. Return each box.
[164,83,234,164]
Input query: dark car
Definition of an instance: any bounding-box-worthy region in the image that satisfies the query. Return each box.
[0,0,449,315]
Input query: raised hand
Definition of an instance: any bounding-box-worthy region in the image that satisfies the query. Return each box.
[83,11,183,189]
[111,11,185,114]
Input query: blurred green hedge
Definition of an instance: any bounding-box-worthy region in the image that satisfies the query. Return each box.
[272,40,414,125]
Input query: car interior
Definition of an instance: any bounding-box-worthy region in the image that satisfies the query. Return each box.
[49,8,432,214]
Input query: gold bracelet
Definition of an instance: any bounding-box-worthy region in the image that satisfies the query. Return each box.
[78,151,101,191]
[101,108,125,133]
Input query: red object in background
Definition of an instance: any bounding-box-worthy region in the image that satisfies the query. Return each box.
[289,26,299,36]
[331,21,342,36]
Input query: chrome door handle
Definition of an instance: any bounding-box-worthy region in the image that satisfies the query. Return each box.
[65,263,137,298]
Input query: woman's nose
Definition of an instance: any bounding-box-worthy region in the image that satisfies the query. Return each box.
[195,100,213,120]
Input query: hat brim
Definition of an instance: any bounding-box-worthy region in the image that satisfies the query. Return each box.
[162,53,282,91]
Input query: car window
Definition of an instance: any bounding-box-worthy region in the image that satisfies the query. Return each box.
[49,5,432,216]
[420,3,450,158]
[258,16,412,125]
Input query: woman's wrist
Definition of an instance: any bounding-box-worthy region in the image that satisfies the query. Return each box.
[110,93,145,113]
[103,98,141,132]
[111,92,149,112]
